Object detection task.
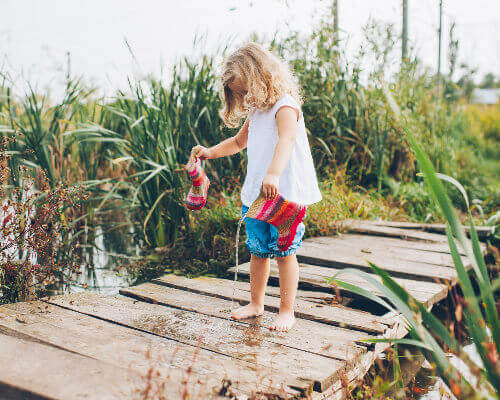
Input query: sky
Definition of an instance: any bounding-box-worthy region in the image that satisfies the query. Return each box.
[1,0,499,96]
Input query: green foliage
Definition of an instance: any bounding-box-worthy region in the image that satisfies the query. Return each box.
[125,191,248,281]
[383,177,440,222]
[66,55,243,249]
[273,16,498,217]
[466,103,500,143]
[168,55,244,183]
[278,19,395,188]
[74,80,188,248]
[0,81,92,187]
[1,15,497,253]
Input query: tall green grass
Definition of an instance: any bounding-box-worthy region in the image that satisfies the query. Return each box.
[1,14,498,251]
[0,81,85,187]
[70,55,243,248]
[277,15,499,215]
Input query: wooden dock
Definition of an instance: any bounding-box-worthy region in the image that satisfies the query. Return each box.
[0,221,486,400]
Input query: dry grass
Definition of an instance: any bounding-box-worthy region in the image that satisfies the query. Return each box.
[306,168,410,238]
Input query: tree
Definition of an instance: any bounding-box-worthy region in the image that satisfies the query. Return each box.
[456,63,477,102]
[443,21,459,101]
[479,73,496,89]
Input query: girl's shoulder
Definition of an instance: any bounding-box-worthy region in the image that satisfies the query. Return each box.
[251,93,301,120]
[270,92,302,120]
[272,93,300,110]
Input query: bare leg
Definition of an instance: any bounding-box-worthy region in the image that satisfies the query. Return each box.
[269,254,298,331]
[231,254,270,319]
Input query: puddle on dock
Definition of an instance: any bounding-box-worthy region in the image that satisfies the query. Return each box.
[131,308,271,352]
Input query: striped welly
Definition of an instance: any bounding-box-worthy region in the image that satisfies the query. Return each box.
[245,191,306,252]
[184,156,210,210]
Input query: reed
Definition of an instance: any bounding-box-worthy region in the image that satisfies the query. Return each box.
[70,54,245,249]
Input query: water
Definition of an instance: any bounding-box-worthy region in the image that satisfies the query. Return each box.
[69,225,138,296]
[0,194,138,297]
[411,343,483,399]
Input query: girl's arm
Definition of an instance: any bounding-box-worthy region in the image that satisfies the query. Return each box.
[192,118,249,160]
[262,107,298,200]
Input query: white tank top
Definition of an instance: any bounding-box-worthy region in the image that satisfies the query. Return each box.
[241,93,322,207]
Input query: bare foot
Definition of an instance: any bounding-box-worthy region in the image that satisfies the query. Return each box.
[269,311,296,332]
[230,303,264,320]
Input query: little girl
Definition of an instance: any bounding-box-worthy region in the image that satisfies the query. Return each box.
[192,43,322,332]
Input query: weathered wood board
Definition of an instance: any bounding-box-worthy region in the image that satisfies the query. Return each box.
[359,220,495,239]
[44,292,343,392]
[296,240,459,282]
[150,274,391,333]
[341,220,486,252]
[304,235,466,267]
[0,334,143,400]
[0,300,306,397]
[229,261,449,307]
[341,220,451,242]
[0,224,483,400]
[119,283,371,358]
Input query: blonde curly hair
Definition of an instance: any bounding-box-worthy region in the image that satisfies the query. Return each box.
[219,42,301,128]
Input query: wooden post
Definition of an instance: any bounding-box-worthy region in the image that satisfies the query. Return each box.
[333,0,339,43]
[332,0,339,63]
[437,0,443,92]
[402,0,408,62]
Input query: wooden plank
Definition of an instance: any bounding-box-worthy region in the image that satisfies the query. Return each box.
[366,220,494,239]
[119,282,370,359]
[304,236,468,267]
[236,261,448,304]
[337,233,463,255]
[341,220,486,253]
[247,283,353,306]
[44,292,344,392]
[0,334,142,400]
[230,261,449,307]
[223,280,353,306]
[296,239,458,282]
[341,220,450,242]
[0,303,307,393]
[202,277,354,306]
[151,274,391,334]
[0,301,306,397]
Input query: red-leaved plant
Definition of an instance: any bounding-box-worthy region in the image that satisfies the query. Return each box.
[1,136,86,303]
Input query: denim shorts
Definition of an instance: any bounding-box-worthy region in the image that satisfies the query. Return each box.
[241,205,306,258]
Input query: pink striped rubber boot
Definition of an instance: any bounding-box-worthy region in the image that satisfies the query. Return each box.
[184,156,210,210]
[245,192,306,252]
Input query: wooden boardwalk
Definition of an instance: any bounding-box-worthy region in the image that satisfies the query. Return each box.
[0,220,487,400]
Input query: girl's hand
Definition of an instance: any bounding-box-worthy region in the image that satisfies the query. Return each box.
[262,173,279,200]
[191,145,212,160]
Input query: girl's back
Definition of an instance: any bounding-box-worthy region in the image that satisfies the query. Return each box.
[243,92,322,207]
